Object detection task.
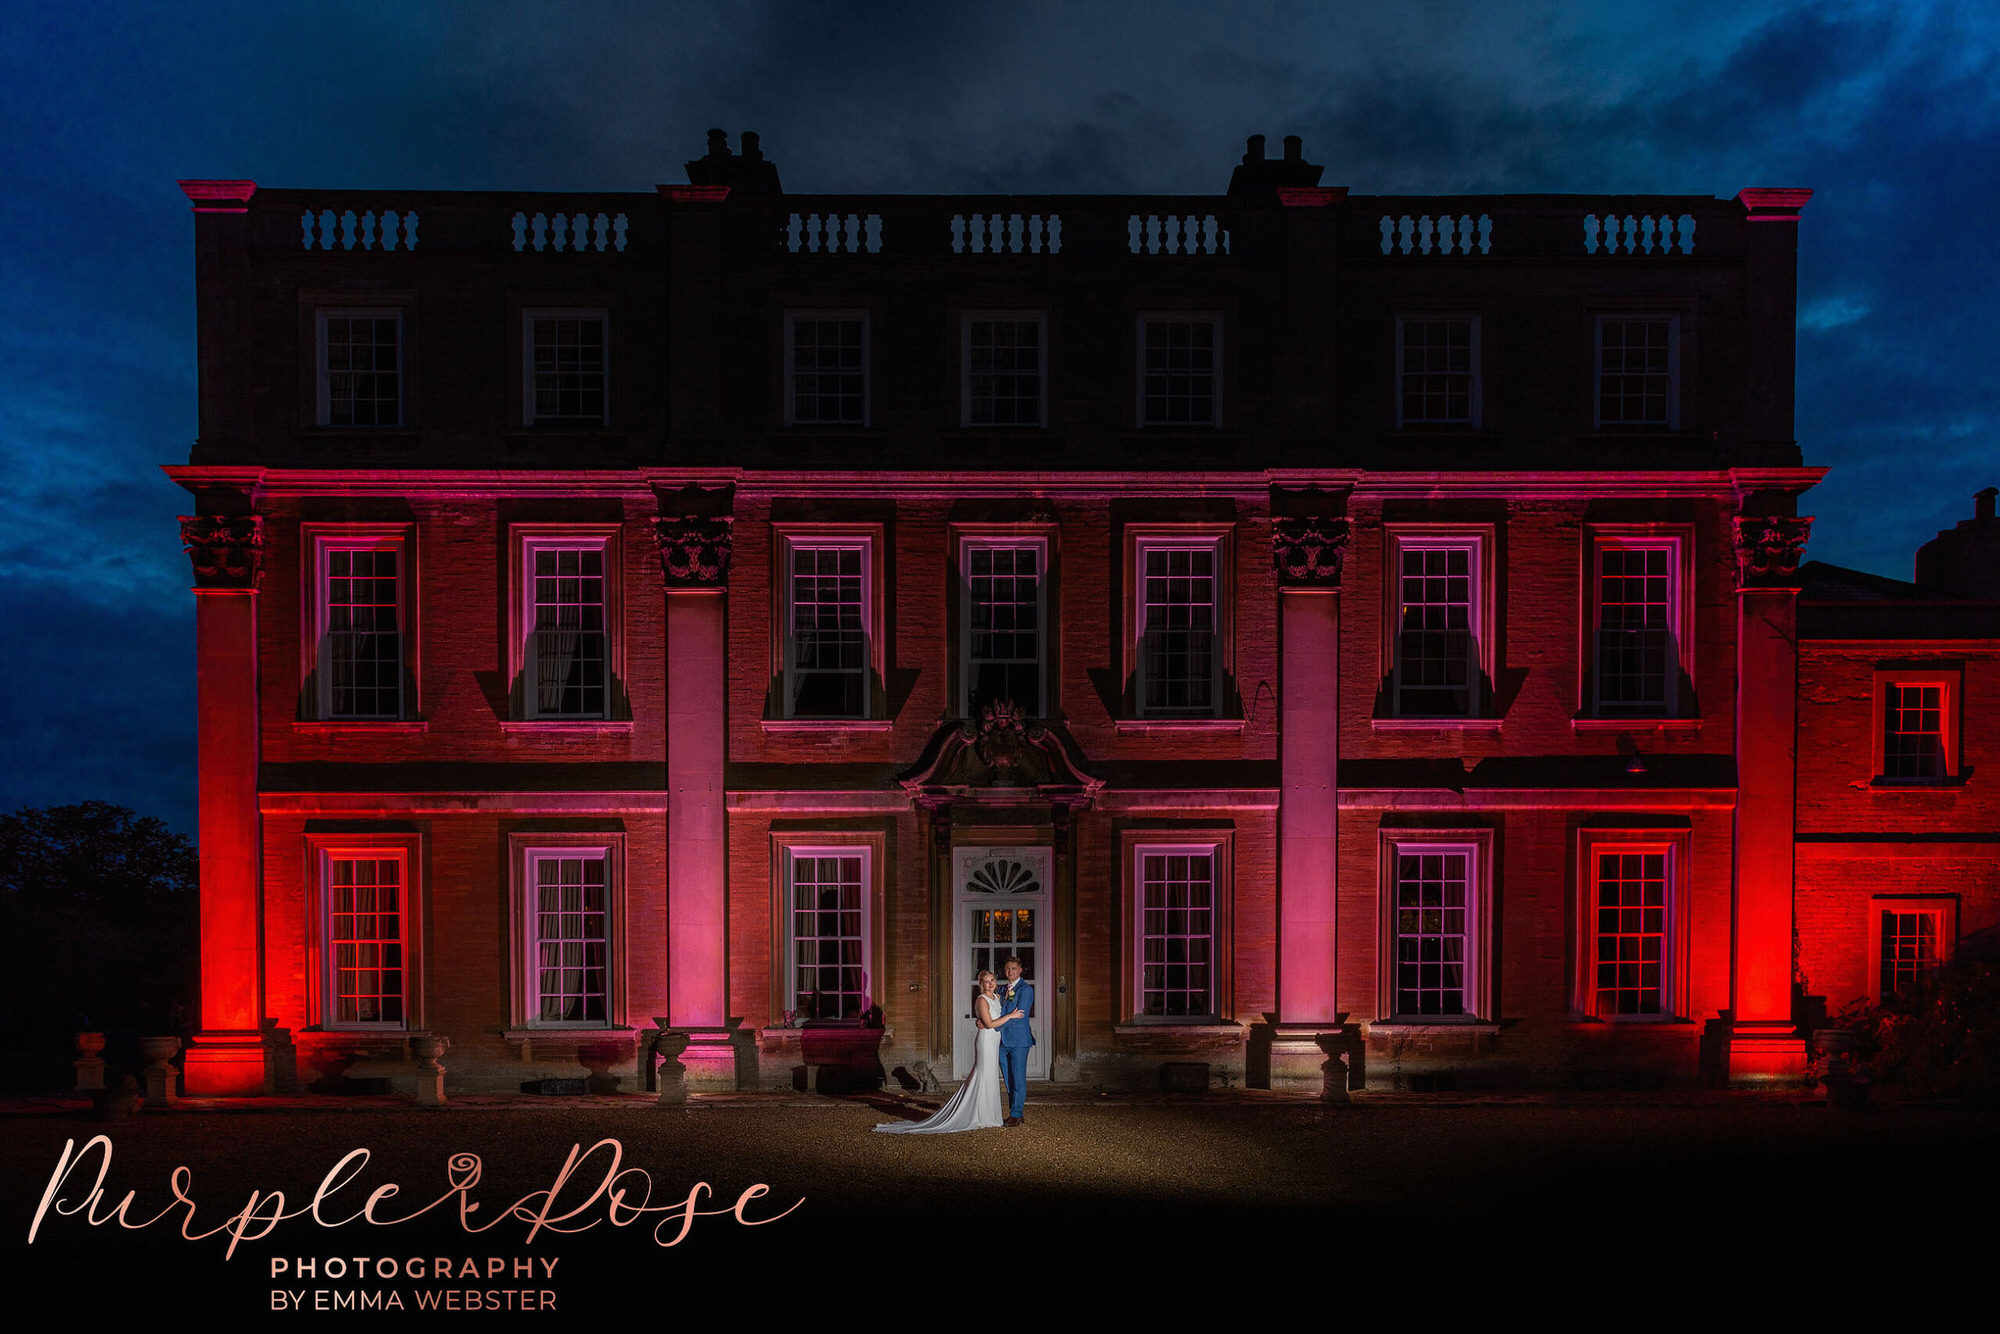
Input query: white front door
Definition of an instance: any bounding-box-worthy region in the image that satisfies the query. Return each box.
[952,846,1051,1080]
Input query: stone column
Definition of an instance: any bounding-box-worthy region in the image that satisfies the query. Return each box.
[655,515,735,1088]
[1726,514,1812,1081]
[926,802,955,1070]
[1267,516,1349,1089]
[179,515,270,1095]
[1050,804,1078,1083]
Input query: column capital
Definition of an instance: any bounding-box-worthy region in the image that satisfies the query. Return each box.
[1733,514,1811,590]
[653,514,733,588]
[179,515,263,591]
[1272,516,1350,588]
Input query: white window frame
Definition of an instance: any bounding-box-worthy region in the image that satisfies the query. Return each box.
[1129,839,1227,1022]
[316,307,403,428]
[1574,831,1688,1021]
[777,528,880,720]
[522,308,610,426]
[1136,313,1222,428]
[959,534,1050,718]
[784,310,870,427]
[1594,314,1681,430]
[1386,527,1493,719]
[509,526,622,722]
[784,844,875,1024]
[1395,313,1481,428]
[1379,831,1493,1022]
[1872,668,1960,784]
[308,835,420,1032]
[961,311,1047,428]
[510,837,623,1030]
[1868,897,1956,1004]
[1586,527,1691,718]
[304,526,411,722]
[1129,527,1230,718]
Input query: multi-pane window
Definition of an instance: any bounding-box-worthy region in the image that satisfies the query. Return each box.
[1592,850,1669,1016]
[525,312,607,424]
[528,546,608,718]
[790,851,868,1021]
[1137,847,1216,1018]
[325,855,406,1027]
[1594,541,1677,714]
[965,315,1045,426]
[315,539,404,720]
[1879,909,1941,1001]
[1139,317,1219,426]
[1597,316,1678,428]
[319,310,401,427]
[1137,540,1220,714]
[1392,849,1472,1017]
[1394,539,1480,717]
[786,543,870,718]
[787,313,868,426]
[1398,317,1477,426]
[1883,683,1946,781]
[528,852,609,1024]
[964,542,1045,716]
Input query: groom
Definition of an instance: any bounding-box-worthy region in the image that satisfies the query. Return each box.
[998,956,1034,1126]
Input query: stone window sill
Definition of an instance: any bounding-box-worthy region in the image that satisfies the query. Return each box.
[1571,717,1702,733]
[1366,1021,1503,1035]
[499,720,634,735]
[1371,717,1504,731]
[760,719,896,732]
[1112,1022,1248,1040]
[1113,718,1244,736]
[293,720,429,734]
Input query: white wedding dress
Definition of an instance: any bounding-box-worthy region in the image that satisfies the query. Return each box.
[874,993,1006,1134]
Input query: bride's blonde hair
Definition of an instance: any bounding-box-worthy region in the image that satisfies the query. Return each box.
[977,969,996,984]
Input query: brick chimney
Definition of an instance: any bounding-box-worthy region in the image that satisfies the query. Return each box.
[1226,133,1323,196]
[1915,487,2000,598]
[685,128,783,195]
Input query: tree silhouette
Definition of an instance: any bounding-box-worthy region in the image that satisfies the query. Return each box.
[0,802,197,1044]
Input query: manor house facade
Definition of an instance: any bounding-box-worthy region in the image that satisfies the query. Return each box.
[167,132,1987,1097]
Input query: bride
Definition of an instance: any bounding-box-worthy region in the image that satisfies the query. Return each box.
[874,969,1018,1134]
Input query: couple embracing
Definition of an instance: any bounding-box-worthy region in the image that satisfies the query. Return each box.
[875,957,1033,1134]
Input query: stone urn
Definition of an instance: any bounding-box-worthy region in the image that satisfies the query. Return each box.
[412,1035,450,1107]
[139,1036,181,1106]
[652,1023,692,1106]
[74,1032,107,1092]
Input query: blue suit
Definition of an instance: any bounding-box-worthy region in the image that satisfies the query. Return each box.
[997,978,1034,1119]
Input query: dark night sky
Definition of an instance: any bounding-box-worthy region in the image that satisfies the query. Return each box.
[1,1,1994,833]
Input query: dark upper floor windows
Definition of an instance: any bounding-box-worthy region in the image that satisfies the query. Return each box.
[523,310,608,426]
[786,311,869,426]
[1397,315,1479,427]
[1138,315,1220,427]
[317,309,402,427]
[1595,315,1680,430]
[962,313,1046,427]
